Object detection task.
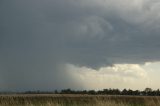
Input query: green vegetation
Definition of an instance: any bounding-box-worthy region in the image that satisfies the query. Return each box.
[0,88,160,106]
[0,94,160,106]
[23,88,160,96]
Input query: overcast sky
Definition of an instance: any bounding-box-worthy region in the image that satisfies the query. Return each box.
[1,0,160,91]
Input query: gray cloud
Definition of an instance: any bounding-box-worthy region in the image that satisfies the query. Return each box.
[1,0,160,91]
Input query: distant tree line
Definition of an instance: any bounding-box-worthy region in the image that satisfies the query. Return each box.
[2,88,159,96]
[19,88,160,96]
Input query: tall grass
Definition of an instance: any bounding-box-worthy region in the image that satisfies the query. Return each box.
[0,94,160,106]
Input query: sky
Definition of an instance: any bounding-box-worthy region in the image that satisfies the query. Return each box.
[1,0,160,91]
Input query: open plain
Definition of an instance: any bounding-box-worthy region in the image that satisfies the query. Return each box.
[0,94,160,106]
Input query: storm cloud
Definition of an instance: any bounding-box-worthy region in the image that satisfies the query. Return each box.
[1,0,160,91]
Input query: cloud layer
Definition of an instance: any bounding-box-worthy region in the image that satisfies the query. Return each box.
[65,63,148,90]
[1,0,160,90]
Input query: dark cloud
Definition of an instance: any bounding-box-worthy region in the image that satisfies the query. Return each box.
[1,0,160,91]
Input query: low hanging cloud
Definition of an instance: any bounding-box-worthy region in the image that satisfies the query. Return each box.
[1,0,160,90]
[65,63,148,90]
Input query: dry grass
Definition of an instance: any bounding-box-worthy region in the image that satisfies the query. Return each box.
[0,94,160,106]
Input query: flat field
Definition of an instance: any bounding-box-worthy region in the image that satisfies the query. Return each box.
[0,94,160,106]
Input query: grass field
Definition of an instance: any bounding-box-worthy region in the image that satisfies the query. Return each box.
[0,94,160,106]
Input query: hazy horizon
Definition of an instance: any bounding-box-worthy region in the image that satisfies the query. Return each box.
[1,0,160,91]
